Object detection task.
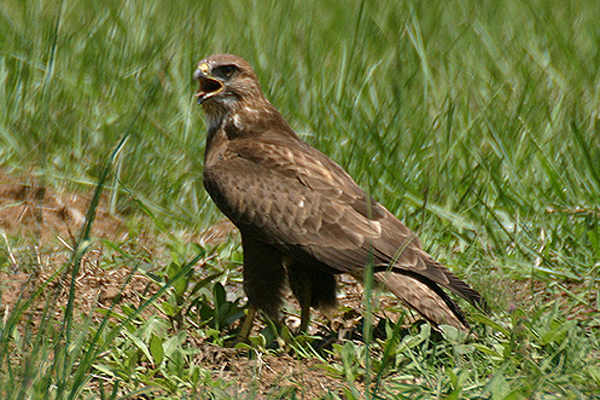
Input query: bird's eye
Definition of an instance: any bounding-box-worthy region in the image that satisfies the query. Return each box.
[214,64,237,79]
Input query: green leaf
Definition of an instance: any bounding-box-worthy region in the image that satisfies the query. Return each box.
[123,330,152,364]
[540,319,576,346]
[471,313,511,337]
[160,300,177,317]
[472,343,504,359]
[149,334,164,366]
[485,370,511,400]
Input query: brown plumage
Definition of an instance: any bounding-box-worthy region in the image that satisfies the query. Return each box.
[194,54,485,338]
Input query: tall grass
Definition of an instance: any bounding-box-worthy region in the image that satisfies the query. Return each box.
[0,0,599,398]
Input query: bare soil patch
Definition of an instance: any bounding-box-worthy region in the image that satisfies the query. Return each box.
[0,172,126,244]
[192,343,360,397]
[0,171,148,320]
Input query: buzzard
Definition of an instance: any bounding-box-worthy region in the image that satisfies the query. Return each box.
[194,54,484,338]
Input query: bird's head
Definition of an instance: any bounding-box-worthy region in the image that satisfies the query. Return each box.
[194,54,295,138]
[194,54,262,119]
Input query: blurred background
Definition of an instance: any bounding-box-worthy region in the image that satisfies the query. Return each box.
[2,0,599,284]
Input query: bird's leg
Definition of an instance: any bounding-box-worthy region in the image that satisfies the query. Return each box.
[287,260,314,334]
[239,303,257,341]
[298,294,311,334]
[296,281,312,334]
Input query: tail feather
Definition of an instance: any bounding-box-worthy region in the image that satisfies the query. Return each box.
[372,271,470,331]
[416,250,486,311]
[440,268,487,311]
[374,254,488,313]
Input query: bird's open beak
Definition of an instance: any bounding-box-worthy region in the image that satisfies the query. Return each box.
[194,63,223,105]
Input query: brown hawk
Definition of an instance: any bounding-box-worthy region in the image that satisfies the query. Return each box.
[194,54,484,338]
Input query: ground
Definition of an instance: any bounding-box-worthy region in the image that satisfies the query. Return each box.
[0,171,597,398]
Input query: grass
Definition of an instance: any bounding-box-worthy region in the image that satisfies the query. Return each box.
[0,0,599,398]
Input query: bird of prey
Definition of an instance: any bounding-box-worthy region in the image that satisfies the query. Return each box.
[194,54,484,339]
